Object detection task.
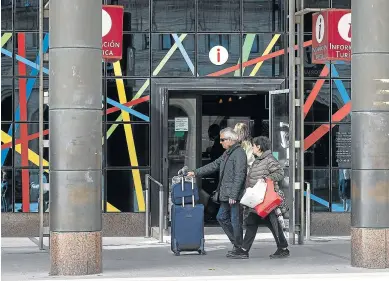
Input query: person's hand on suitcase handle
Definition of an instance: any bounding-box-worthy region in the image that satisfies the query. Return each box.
[229,198,237,205]
[187,171,195,177]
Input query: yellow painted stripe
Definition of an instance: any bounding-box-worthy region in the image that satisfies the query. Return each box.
[1,32,12,47]
[249,34,281,76]
[2,130,122,212]
[1,131,49,172]
[113,61,145,212]
[106,34,187,140]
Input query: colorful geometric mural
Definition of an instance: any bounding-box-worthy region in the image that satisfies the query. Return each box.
[1,30,351,213]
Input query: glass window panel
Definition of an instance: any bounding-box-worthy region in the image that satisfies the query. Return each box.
[198,0,240,32]
[14,33,49,76]
[105,79,150,122]
[14,0,39,31]
[305,0,330,8]
[197,34,240,77]
[331,62,351,79]
[304,124,330,168]
[107,0,150,32]
[106,169,148,212]
[242,33,285,77]
[1,122,13,167]
[13,169,49,213]
[1,168,13,212]
[1,33,13,76]
[331,0,351,8]
[1,1,13,30]
[331,124,351,168]
[106,123,150,167]
[152,34,195,77]
[106,33,150,77]
[305,169,330,212]
[2,78,13,122]
[243,0,285,32]
[152,0,195,32]
[331,169,351,213]
[304,79,330,122]
[332,79,351,122]
[14,78,49,122]
[13,122,49,168]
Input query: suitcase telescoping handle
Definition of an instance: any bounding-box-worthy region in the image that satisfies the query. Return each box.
[181,177,185,207]
[191,177,195,207]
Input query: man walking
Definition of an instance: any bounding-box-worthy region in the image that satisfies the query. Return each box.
[188,127,247,257]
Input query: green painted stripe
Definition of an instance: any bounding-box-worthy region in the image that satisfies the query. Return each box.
[235,34,256,76]
[1,33,12,47]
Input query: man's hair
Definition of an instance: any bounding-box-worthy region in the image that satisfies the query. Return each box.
[253,136,271,152]
[220,127,239,141]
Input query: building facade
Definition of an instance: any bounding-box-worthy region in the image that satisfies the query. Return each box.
[1,0,352,236]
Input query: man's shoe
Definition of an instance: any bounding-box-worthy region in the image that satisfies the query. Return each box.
[269,248,290,259]
[228,248,249,259]
[226,245,238,257]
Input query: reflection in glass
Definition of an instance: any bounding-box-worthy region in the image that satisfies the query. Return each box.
[198,0,240,32]
[106,34,150,77]
[197,34,240,77]
[1,1,12,30]
[332,80,351,122]
[13,169,49,213]
[152,0,194,32]
[331,0,351,8]
[152,34,195,77]
[1,78,13,122]
[106,123,150,167]
[242,33,285,77]
[14,79,49,122]
[1,169,13,212]
[331,62,351,79]
[108,0,150,32]
[304,45,326,78]
[304,124,330,168]
[332,169,351,212]
[304,79,330,122]
[243,0,285,32]
[14,0,38,30]
[305,169,330,212]
[106,169,148,212]
[305,0,330,8]
[1,123,13,167]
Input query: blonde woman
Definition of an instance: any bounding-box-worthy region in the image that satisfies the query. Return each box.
[234,123,255,168]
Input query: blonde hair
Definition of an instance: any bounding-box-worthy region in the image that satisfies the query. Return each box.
[234,123,252,152]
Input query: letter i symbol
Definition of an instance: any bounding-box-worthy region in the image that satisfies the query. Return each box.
[217,48,220,63]
[348,23,352,39]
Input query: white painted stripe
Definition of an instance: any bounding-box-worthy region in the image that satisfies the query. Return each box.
[34,272,389,281]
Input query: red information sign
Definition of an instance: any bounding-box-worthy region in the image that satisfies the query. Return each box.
[312,9,351,64]
[102,5,124,61]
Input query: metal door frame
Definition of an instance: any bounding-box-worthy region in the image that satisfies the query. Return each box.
[150,78,285,227]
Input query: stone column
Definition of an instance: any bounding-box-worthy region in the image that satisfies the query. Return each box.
[49,0,102,275]
[351,0,389,269]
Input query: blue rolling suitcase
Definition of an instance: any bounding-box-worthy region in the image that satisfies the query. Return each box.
[170,176,206,256]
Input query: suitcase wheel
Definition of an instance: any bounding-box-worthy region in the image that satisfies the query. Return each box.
[173,251,181,256]
[198,249,206,255]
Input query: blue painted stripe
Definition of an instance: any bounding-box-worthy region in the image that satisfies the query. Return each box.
[106,97,150,122]
[304,191,330,208]
[1,48,49,74]
[171,34,196,75]
[328,64,351,103]
[1,33,50,166]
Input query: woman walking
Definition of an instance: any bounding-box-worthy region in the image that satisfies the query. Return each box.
[229,136,290,259]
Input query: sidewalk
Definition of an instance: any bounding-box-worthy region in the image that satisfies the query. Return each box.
[1,235,389,281]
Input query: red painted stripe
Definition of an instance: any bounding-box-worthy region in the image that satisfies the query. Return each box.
[304,102,352,151]
[207,40,313,77]
[18,33,30,212]
[303,66,330,118]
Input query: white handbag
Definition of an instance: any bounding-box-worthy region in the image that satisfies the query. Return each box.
[240,180,267,208]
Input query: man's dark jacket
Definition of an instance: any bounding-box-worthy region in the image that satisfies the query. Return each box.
[195,143,247,202]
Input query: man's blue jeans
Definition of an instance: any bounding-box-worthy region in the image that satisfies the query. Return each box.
[216,201,243,248]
